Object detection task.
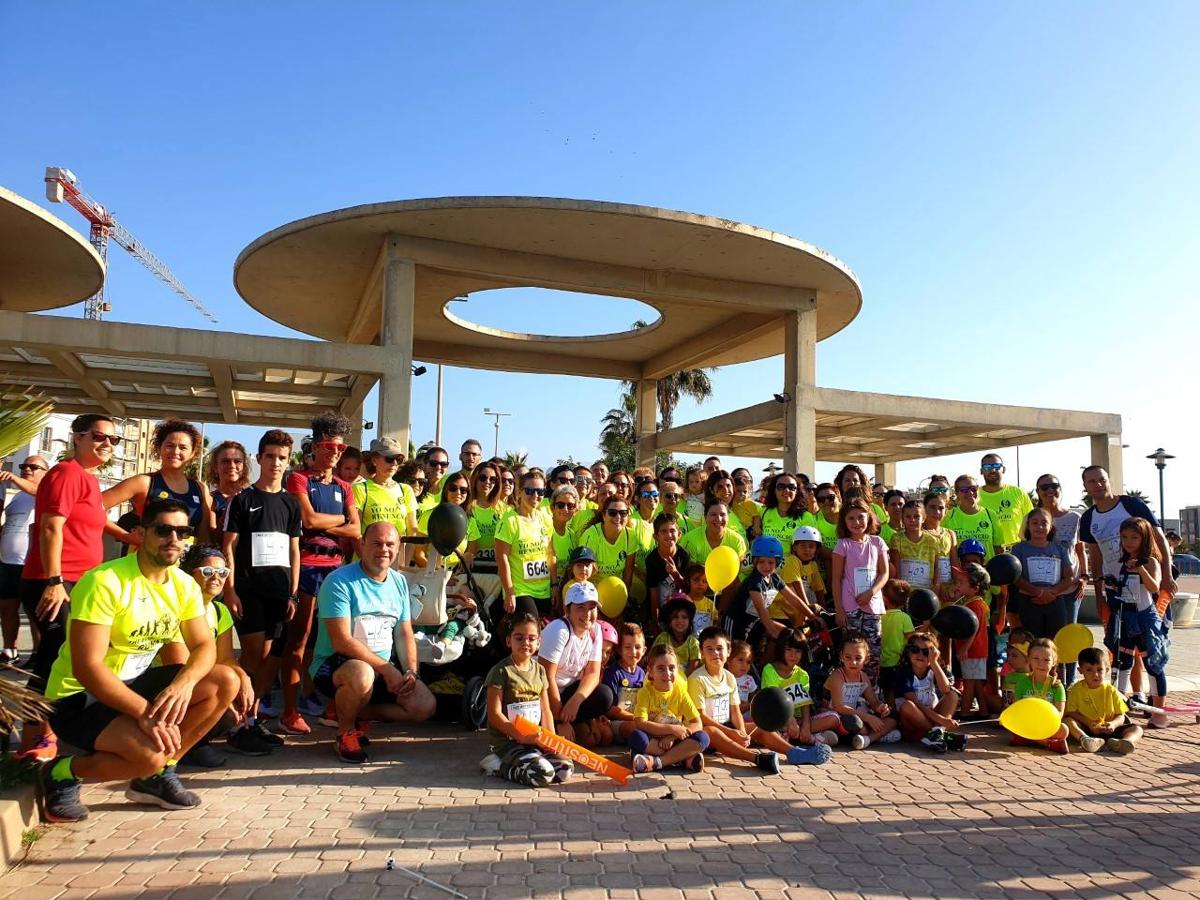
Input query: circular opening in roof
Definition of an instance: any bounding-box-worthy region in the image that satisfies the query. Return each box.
[442,287,663,343]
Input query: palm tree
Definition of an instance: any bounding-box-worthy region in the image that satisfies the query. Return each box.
[599,388,638,472]
[623,319,714,429]
[503,450,529,468]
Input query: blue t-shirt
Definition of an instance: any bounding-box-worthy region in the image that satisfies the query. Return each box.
[603,663,646,714]
[310,563,410,675]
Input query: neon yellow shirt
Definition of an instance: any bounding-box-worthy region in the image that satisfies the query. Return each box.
[814,515,840,550]
[943,506,999,559]
[887,530,943,588]
[353,479,415,535]
[760,508,809,546]
[633,677,701,724]
[880,608,915,668]
[495,512,553,599]
[577,523,643,580]
[465,504,506,563]
[678,527,748,567]
[760,662,813,714]
[46,554,206,700]
[978,485,1034,548]
[550,522,578,578]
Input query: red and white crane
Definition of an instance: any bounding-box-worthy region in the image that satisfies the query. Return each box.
[44,166,217,323]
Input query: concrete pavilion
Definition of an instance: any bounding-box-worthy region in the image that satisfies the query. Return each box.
[3,191,1123,487]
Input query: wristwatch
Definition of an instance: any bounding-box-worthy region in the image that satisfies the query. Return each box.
[45,576,64,587]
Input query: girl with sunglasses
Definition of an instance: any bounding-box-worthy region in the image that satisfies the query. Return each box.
[894,634,964,751]
[417,472,471,568]
[549,485,581,591]
[495,472,555,618]
[464,464,506,576]
[752,472,812,548]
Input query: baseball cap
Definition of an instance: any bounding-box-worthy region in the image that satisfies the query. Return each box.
[565,581,599,606]
[568,546,596,566]
[369,436,405,457]
[792,525,822,544]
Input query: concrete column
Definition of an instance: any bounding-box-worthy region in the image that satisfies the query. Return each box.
[874,462,897,489]
[377,250,415,449]
[635,379,657,469]
[347,405,365,450]
[783,298,818,477]
[1091,432,1124,493]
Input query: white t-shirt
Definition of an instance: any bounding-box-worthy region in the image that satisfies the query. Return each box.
[1080,497,1157,576]
[538,618,603,689]
[0,491,35,565]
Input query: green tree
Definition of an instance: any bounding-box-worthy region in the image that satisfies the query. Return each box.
[599,387,637,472]
[503,450,529,468]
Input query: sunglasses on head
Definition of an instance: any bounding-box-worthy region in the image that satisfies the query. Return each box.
[929,486,949,495]
[606,508,630,518]
[150,524,194,539]
[82,431,122,446]
[198,566,229,579]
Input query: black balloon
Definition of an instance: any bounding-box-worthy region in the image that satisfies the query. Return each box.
[932,605,979,641]
[427,503,468,557]
[750,687,793,733]
[986,553,1022,587]
[908,588,940,623]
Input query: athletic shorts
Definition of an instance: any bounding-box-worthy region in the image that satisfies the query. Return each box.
[312,653,395,704]
[960,657,987,681]
[1080,717,1139,739]
[49,664,183,753]
[298,565,336,598]
[234,586,290,643]
[0,562,23,599]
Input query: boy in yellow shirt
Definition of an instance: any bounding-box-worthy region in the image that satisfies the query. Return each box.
[628,645,709,774]
[1064,647,1143,754]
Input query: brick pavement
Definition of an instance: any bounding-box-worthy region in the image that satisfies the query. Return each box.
[5,626,1200,899]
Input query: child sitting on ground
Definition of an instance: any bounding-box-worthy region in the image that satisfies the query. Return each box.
[1007,637,1069,754]
[758,627,839,762]
[651,593,702,673]
[1064,646,1143,754]
[1001,627,1033,706]
[629,645,709,774]
[824,631,900,750]
[602,622,646,744]
[727,639,758,721]
[483,614,572,786]
[879,579,916,701]
[687,626,782,774]
[950,563,991,718]
[893,632,965,752]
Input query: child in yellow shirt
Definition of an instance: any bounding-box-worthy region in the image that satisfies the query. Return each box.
[628,645,709,774]
[1064,647,1143,754]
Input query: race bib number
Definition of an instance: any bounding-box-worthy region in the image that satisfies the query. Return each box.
[618,686,639,713]
[703,693,731,724]
[522,559,550,582]
[506,699,541,726]
[937,556,951,584]
[120,651,156,682]
[354,613,397,653]
[251,531,290,567]
[853,566,875,596]
[900,559,932,588]
[783,681,812,709]
[693,612,713,633]
[1028,557,1061,585]
[475,547,496,562]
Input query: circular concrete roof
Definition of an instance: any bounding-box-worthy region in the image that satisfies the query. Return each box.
[234,197,862,373]
[0,185,105,312]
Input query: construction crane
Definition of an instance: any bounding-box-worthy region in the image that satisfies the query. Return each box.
[43,166,217,323]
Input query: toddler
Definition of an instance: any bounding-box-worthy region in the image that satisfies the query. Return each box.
[726,639,757,720]
[1007,637,1069,754]
[683,565,720,635]
[1064,647,1143,754]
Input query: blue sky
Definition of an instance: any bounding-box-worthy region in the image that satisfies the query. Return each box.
[3,4,1197,516]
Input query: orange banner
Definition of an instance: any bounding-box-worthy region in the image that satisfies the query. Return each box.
[512,715,633,784]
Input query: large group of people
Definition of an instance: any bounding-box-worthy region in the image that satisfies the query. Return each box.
[0,409,1179,815]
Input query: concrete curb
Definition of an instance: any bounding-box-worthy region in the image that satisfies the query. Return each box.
[0,784,37,871]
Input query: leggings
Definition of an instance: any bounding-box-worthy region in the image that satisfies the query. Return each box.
[559,680,615,725]
[19,578,74,693]
[845,609,882,684]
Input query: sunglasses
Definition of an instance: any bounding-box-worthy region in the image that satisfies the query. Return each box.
[198,566,229,579]
[150,524,194,539]
[816,494,836,503]
[82,431,122,446]
[445,483,469,493]
[411,478,427,486]
[662,493,682,501]
[734,477,752,485]
[981,463,1003,471]
[606,508,630,518]
[428,459,450,469]
[577,478,593,487]
[776,483,798,492]
[640,491,659,500]
[1038,483,1061,492]
[906,646,932,657]
[957,486,978,494]
[18,463,47,472]
[381,455,401,464]
[929,486,949,495]
[523,487,545,497]
[553,501,577,511]
[557,476,576,484]
[314,440,348,452]
[477,476,497,484]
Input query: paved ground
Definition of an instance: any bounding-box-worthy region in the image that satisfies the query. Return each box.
[5,628,1200,899]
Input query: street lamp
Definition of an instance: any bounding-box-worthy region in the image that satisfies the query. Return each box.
[483,408,510,458]
[1147,448,1175,523]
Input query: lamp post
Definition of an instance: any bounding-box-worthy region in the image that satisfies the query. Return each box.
[1147,448,1175,524]
[483,408,510,458]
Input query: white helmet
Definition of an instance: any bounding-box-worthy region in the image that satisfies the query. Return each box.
[792,525,822,544]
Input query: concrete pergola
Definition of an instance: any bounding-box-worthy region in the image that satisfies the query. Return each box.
[234,196,1123,486]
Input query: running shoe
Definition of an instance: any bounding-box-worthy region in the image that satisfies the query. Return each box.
[682,752,705,774]
[37,761,88,823]
[298,694,325,717]
[279,712,311,735]
[754,751,781,774]
[0,648,18,668]
[850,734,870,750]
[257,695,279,719]
[880,729,902,744]
[317,702,338,728]
[550,756,573,783]
[943,731,969,751]
[179,743,226,768]
[1078,735,1105,753]
[336,731,368,764]
[631,753,659,774]
[248,722,285,747]
[226,727,272,757]
[814,730,839,746]
[21,734,58,762]
[921,728,949,753]
[1107,737,1136,754]
[479,753,502,776]
[125,767,201,810]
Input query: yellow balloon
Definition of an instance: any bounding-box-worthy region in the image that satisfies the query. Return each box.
[705,545,741,592]
[999,697,1062,741]
[1053,623,1093,664]
[596,576,628,618]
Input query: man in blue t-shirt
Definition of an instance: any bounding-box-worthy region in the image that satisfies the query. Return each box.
[311,522,435,763]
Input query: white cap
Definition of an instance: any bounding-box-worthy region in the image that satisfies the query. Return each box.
[565,581,600,606]
[792,525,822,544]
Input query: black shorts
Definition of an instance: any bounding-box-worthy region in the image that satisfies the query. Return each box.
[49,664,183,753]
[1080,717,1139,739]
[0,563,23,599]
[234,586,290,643]
[312,654,394,704]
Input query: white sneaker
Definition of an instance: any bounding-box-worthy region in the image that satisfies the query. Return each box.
[479,753,502,776]
[850,734,870,750]
[815,730,839,746]
[880,729,902,744]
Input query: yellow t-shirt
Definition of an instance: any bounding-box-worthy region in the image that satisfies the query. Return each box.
[887,530,943,588]
[495,512,553,600]
[651,631,701,670]
[978,485,1034,549]
[46,554,206,700]
[1066,681,1129,729]
[677,527,748,568]
[633,677,701,725]
[778,555,826,619]
[465,504,506,563]
[687,667,739,725]
[731,499,762,530]
[352,479,415,534]
[577,523,643,580]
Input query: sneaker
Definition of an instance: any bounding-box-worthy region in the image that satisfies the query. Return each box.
[21,734,59,762]
[179,743,226,768]
[226,727,272,757]
[631,753,658,774]
[0,648,18,667]
[37,761,88,823]
[479,753,502,776]
[1107,737,1136,755]
[1045,737,1070,755]
[850,734,870,750]
[279,712,311,735]
[336,731,368,764]
[354,721,371,746]
[318,702,338,728]
[249,721,285,747]
[682,752,705,774]
[814,730,839,746]
[754,751,781,774]
[257,695,279,719]
[298,694,325,717]
[125,767,200,810]
[550,757,574,784]
[880,729,902,744]
[1078,735,1105,754]
[921,728,949,753]
[1129,693,1149,707]
[943,732,968,751]
[787,744,833,765]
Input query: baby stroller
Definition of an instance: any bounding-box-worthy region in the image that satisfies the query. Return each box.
[396,537,502,730]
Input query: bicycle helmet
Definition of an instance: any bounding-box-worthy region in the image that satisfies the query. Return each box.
[750,535,784,560]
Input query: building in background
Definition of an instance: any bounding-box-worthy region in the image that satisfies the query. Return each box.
[1,413,154,490]
[1180,506,1200,549]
